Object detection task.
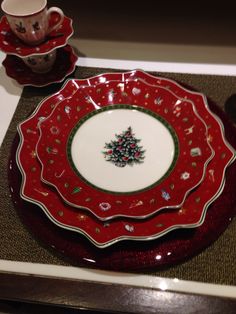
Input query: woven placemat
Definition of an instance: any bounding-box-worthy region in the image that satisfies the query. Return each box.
[1,66,236,285]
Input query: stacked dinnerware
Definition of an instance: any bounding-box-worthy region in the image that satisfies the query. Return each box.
[0,0,78,87]
[3,0,235,269]
[16,70,236,249]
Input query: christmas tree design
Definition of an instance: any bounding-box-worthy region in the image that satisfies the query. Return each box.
[103,126,145,167]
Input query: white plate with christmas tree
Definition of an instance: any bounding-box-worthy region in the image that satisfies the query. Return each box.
[36,78,213,221]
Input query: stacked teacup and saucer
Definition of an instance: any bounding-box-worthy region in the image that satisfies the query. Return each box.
[0,0,78,87]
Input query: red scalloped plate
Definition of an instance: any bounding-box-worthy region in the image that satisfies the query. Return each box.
[0,15,74,57]
[10,80,236,270]
[36,79,213,220]
[15,72,235,248]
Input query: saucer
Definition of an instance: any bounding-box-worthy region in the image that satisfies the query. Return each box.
[2,45,78,87]
[0,15,74,57]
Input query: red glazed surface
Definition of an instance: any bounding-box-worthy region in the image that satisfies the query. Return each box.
[15,71,235,249]
[0,15,73,57]
[2,45,78,87]
[36,79,213,220]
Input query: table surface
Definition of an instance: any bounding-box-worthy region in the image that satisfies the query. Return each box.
[0,51,236,306]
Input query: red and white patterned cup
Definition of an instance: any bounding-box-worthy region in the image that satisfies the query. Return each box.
[1,0,64,45]
[22,49,57,73]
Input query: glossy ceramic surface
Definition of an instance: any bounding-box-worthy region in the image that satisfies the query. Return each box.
[2,45,78,87]
[16,72,235,247]
[36,79,213,220]
[1,0,64,45]
[12,89,236,266]
[13,72,234,258]
[0,15,73,57]
[22,49,57,73]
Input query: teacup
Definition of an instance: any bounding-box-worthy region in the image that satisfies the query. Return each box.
[1,0,64,45]
[22,49,57,73]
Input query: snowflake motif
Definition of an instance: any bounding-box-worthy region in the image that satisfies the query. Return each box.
[125,224,134,232]
[161,190,170,201]
[180,172,190,180]
[99,202,111,211]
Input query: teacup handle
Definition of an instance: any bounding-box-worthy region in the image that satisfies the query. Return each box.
[46,7,64,34]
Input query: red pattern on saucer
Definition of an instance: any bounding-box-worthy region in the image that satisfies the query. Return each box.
[2,45,78,87]
[0,15,73,57]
